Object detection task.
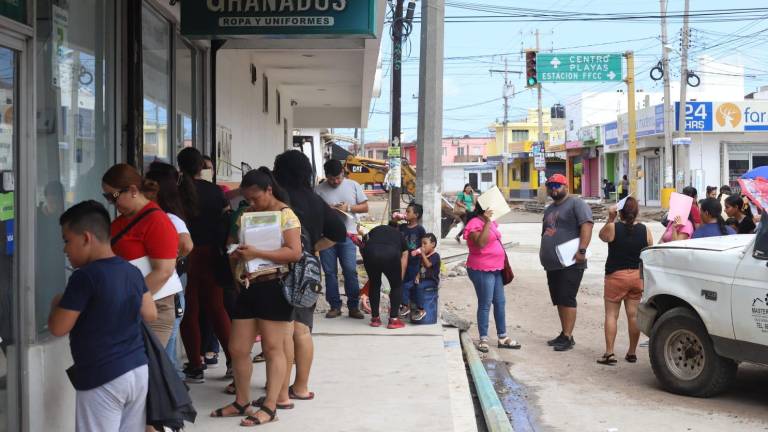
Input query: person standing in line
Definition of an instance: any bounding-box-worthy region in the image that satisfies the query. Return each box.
[273,150,347,401]
[102,164,180,348]
[314,159,369,319]
[597,198,653,365]
[724,195,756,234]
[454,183,476,244]
[692,198,736,239]
[48,201,157,432]
[177,147,232,383]
[619,175,629,200]
[464,203,521,353]
[682,186,702,228]
[718,185,732,220]
[706,186,718,199]
[539,174,594,352]
[145,162,195,376]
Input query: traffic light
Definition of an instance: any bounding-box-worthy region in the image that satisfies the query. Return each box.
[525,50,538,87]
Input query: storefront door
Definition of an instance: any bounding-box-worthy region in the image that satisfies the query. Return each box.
[0,43,20,432]
[645,157,661,205]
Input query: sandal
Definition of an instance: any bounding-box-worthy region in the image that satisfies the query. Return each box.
[251,396,294,410]
[596,353,617,365]
[224,380,236,395]
[210,400,252,418]
[252,352,266,363]
[288,385,315,400]
[625,354,638,363]
[498,337,522,349]
[241,406,278,427]
[477,340,489,353]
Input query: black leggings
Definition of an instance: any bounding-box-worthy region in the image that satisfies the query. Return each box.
[362,246,403,319]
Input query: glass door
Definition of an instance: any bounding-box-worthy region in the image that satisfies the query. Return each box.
[645,157,661,203]
[0,44,18,432]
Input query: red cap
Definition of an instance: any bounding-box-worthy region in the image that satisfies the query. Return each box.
[546,173,568,186]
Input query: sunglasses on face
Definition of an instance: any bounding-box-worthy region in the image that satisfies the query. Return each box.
[103,188,129,204]
[546,183,564,190]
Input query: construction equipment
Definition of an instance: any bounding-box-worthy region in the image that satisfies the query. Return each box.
[343,155,417,203]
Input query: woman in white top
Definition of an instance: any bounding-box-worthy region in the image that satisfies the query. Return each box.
[146,163,194,373]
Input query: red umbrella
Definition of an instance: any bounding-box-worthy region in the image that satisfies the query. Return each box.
[738,177,768,212]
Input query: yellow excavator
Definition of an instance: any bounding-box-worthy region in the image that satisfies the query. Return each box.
[343,155,418,202]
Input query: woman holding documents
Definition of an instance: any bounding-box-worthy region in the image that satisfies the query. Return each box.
[597,197,652,365]
[211,168,302,427]
[101,164,180,347]
[464,198,521,353]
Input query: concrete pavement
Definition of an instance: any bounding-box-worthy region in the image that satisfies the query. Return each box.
[186,318,478,431]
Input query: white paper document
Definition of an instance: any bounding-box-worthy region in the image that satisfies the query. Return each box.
[129,256,183,301]
[617,193,632,211]
[556,238,591,267]
[477,186,511,221]
[239,211,283,274]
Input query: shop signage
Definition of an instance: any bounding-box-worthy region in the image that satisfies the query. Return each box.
[604,122,618,145]
[672,137,692,146]
[537,53,623,83]
[675,101,768,132]
[181,0,376,39]
[0,192,12,221]
[565,140,583,149]
[578,125,599,144]
[532,142,546,169]
[0,0,25,24]
[618,104,664,140]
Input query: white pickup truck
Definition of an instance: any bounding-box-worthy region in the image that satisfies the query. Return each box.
[638,224,768,397]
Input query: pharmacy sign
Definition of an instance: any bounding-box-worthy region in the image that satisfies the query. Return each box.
[537,53,623,83]
[182,0,376,39]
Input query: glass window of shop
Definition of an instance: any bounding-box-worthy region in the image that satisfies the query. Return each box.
[175,34,195,154]
[0,45,18,432]
[142,5,171,169]
[34,0,115,335]
[729,151,768,189]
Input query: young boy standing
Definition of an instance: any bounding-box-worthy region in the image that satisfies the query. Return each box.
[413,233,441,321]
[398,203,426,317]
[48,200,157,432]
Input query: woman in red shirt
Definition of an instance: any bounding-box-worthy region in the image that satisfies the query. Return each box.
[102,164,180,347]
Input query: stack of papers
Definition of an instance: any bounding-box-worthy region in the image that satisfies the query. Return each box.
[556,238,592,267]
[239,211,282,274]
[667,192,694,222]
[477,186,511,221]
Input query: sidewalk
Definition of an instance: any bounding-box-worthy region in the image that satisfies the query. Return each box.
[186,318,478,432]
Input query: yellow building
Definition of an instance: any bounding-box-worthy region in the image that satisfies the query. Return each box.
[489,109,552,199]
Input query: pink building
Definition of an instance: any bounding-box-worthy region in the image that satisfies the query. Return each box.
[441,136,491,165]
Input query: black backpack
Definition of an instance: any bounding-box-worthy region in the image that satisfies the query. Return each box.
[282,228,323,308]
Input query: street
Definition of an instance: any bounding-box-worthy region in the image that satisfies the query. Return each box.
[439,215,768,432]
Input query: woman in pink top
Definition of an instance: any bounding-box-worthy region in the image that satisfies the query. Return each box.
[660,214,695,243]
[464,204,521,353]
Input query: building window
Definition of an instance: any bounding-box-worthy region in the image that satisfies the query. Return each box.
[457,147,465,156]
[175,34,196,153]
[481,172,493,182]
[35,0,116,334]
[521,161,531,182]
[471,146,482,156]
[511,130,528,141]
[263,74,269,113]
[142,4,171,167]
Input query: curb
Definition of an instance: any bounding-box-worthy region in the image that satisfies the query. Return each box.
[459,331,515,432]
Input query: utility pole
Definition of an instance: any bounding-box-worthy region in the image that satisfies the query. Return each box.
[676,0,691,190]
[503,57,510,188]
[536,30,546,186]
[389,0,405,212]
[625,51,638,197]
[660,0,675,191]
[416,0,445,237]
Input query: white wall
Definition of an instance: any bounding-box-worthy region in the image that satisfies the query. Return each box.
[217,50,294,181]
[687,133,768,190]
[442,165,466,193]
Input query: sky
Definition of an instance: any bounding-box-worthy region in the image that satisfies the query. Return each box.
[345,0,768,143]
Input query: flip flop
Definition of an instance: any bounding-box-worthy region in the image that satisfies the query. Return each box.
[625,354,638,363]
[210,400,252,418]
[498,337,522,349]
[597,353,618,365]
[241,406,278,427]
[251,396,294,410]
[288,385,315,400]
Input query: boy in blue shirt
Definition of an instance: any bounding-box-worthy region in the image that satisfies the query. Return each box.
[413,233,441,321]
[398,203,427,317]
[48,200,156,432]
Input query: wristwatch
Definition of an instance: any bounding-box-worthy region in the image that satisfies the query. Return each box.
[578,248,587,255]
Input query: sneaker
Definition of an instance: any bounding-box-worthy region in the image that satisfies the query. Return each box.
[370,317,382,327]
[387,318,406,329]
[204,352,219,367]
[398,305,410,317]
[553,336,575,352]
[349,308,365,319]
[184,361,206,371]
[546,332,567,346]
[412,309,427,321]
[325,308,342,319]
[183,366,205,384]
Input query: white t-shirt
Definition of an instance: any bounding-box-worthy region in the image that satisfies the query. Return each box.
[315,179,368,233]
[167,213,189,235]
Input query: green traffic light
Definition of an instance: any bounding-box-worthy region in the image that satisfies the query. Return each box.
[527,77,537,86]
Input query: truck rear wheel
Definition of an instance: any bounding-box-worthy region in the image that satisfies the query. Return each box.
[649,307,737,398]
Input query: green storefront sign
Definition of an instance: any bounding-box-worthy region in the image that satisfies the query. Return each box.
[181,0,376,39]
[0,0,25,24]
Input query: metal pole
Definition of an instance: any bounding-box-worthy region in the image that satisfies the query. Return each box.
[660,0,674,189]
[626,51,638,196]
[676,0,691,189]
[502,57,509,188]
[416,0,445,237]
[390,0,404,211]
[536,30,545,184]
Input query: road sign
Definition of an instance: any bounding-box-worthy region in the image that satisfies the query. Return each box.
[537,53,623,83]
[672,137,692,146]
